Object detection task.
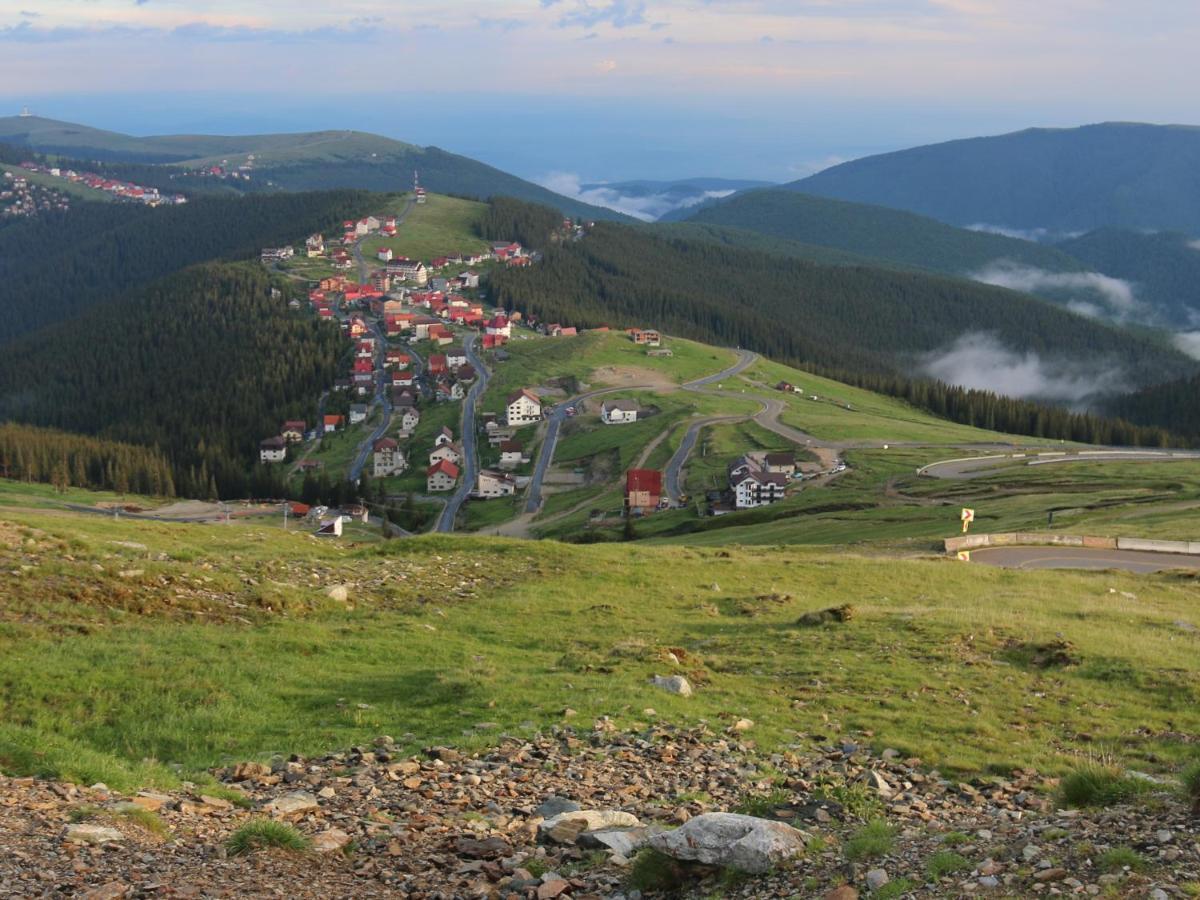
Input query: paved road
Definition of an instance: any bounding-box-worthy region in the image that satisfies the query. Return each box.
[348,320,393,483]
[968,546,1200,572]
[921,449,1200,481]
[663,415,746,503]
[437,333,489,532]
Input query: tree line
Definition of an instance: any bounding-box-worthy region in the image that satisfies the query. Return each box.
[0,423,177,496]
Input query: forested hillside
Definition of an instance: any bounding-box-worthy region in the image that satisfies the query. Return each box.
[683,189,1083,275]
[0,423,177,496]
[0,264,344,498]
[492,224,1186,444]
[790,123,1200,234]
[1057,228,1200,327]
[1107,372,1200,441]
[0,190,373,343]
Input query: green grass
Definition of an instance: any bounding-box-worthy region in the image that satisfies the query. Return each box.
[1097,846,1146,873]
[1180,760,1200,806]
[872,877,916,898]
[844,820,896,861]
[0,493,1199,794]
[462,495,524,532]
[926,850,970,880]
[359,194,489,262]
[226,819,311,855]
[1059,763,1157,808]
[734,787,792,818]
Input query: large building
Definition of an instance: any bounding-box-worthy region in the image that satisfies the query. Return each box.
[625,468,663,514]
[506,388,542,426]
[728,455,789,509]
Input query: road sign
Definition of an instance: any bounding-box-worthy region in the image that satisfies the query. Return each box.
[960,507,975,533]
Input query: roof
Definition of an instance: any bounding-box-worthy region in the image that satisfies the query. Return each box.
[323,415,344,425]
[626,469,663,495]
[765,452,795,466]
[428,460,460,479]
[282,420,306,430]
[499,440,523,453]
[507,388,540,406]
[374,437,399,452]
[603,399,640,413]
[260,436,285,449]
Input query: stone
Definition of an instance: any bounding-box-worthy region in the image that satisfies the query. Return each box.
[539,809,640,836]
[647,812,808,875]
[1155,830,1173,844]
[861,770,894,798]
[311,828,352,854]
[535,796,581,820]
[132,791,172,812]
[1022,843,1041,861]
[455,836,513,859]
[264,790,319,819]
[65,824,125,845]
[578,827,657,857]
[1148,891,1168,900]
[978,876,1001,889]
[326,584,350,602]
[82,883,130,900]
[1034,868,1067,883]
[650,675,693,697]
[823,888,858,900]
[865,869,889,891]
[729,718,754,733]
[537,880,571,900]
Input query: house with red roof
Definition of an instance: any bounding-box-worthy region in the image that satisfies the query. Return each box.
[625,469,663,514]
[427,354,449,376]
[323,415,345,433]
[485,314,512,337]
[427,459,460,492]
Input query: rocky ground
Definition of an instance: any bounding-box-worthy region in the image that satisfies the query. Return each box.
[1,723,1196,899]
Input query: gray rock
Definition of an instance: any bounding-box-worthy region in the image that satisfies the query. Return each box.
[865,869,889,891]
[311,828,352,853]
[579,827,659,857]
[978,876,1001,889]
[264,790,319,819]
[650,675,693,696]
[64,823,125,845]
[326,584,350,602]
[647,812,808,875]
[539,809,640,837]
[535,796,581,819]
[860,770,894,798]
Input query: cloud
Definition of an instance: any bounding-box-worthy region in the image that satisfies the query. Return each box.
[969,261,1143,321]
[920,332,1122,403]
[1188,239,1200,252]
[1172,332,1200,360]
[557,0,648,29]
[595,58,618,72]
[965,223,1083,242]
[536,172,734,220]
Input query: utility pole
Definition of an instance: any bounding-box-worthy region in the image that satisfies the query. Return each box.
[282,502,289,531]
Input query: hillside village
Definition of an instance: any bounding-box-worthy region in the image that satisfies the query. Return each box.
[252,194,833,537]
[10,161,187,206]
[0,169,72,219]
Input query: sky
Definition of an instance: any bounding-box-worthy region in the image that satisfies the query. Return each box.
[2,1,1199,183]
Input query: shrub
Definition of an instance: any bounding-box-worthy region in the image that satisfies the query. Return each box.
[844,820,896,861]
[629,848,692,894]
[1058,763,1154,808]
[940,831,970,846]
[225,819,310,855]
[926,850,970,880]
[1182,761,1200,810]
[1098,846,1146,873]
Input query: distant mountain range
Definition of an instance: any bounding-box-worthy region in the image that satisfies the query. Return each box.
[785,122,1200,235]
[0,116,632,222]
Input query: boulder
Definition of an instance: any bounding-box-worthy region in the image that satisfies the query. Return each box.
[865,868,889,891]
[312,828,353,853]
[650,675,693,696]
[64,823,125,845]
[535,796,581,819]
[326,584,350,602]
[538,809,640,844]
[264,790,319,819]
[647,812,808,875]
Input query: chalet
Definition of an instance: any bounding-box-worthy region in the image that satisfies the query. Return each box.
[601,399,640,425]
[341,504,370,523]
[398,407,420,432]
[427,354,449,376]
[456,363,477,382]
[355,341,374,359]
[372,437,407,477]
[628,328,661,346]
[498,440,524,468]
[476,469,516,498]
[387,257,428,285]
[428,324,454,345]
[434,426,455,448]
[482,333,507,350]
[333,377,351,391]
[728,456,788,509]
[427,460,459,492]
[485,314,512,337]
[392,389,417,409]
[385,313,414,336]
[506,388,542,426]
[430,442,463,466]
[458,271,480,289]
[391,369,414,388]
[349,403,371,425]
[491,241,522,261]
[281,420,306,443]
[434,378,454,402]
[305,234,325,257]
[261,246,294,262]
[382,216,398,235]
[412,317,443,340]
[625,469,663,515]
[259,436,287,463]
[353,358,374,376]
[377,247,393,262]
[445,347,468,369]
[347,316,369,338]
[764,452,796,476]
[323,414,345,433]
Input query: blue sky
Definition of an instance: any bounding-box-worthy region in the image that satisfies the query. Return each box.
[2,1,1197,182]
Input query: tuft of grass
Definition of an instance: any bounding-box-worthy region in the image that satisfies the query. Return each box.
[1180,882,1200,897]
[629,848,692,894]
[225,819,310,856]
[114,805,168,837]
[524,858,549,878]
[939,830,970,846]
[1058,763,1155,808]
[812,778,886,821]
[844,820,896,861]
[68,804,103,823]
[1098,846,1146,873]
[1182,761,1200,808]
[198,784,253,809]
[926,850,970,880]
[872,878,915,899]
[734,787,792,818]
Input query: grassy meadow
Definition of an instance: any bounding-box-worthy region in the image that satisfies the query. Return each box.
[360,193,491,262]
[0,499,1197,796]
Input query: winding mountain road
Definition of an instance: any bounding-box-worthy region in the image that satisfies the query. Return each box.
[436,333,490,532]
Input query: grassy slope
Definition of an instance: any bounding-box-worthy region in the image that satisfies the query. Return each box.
[7,165,114,202]
[360,194,490,261]
[0,499,1197,794]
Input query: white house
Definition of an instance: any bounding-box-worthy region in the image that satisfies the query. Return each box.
[476,469,516,498]
[377,247,393,262]
[427,460,459,492]
[601,399,640,425]
[398,408,420,432]
[506,388,542,426]
[446,348,468,369]
[429,443,463,467]
[349,404,370,425]
[728,456,789,509]
[372,438,407,477]
[434,426,455,448]
[498,440,524,468]
[259,436,287,463]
